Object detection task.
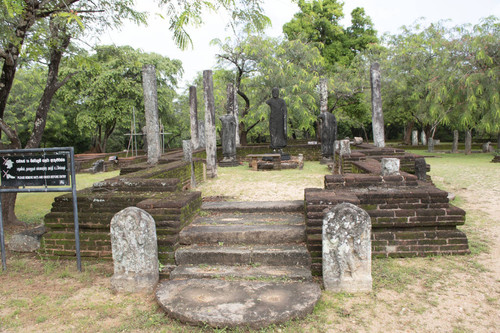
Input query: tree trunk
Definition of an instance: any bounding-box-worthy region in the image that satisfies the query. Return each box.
[404,121,414,145]
[465,130,472,155]
[497,132,500,151]
[1,20,72,226]
[25,21,71,149]
[0,5,37,122]
[239,122,248,146]
[452,130,459,153]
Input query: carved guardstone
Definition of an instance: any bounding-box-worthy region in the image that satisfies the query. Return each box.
[110,207,159,293]
[322,203,372,292]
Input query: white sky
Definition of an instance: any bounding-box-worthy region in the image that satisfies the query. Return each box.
[94,0,500,90]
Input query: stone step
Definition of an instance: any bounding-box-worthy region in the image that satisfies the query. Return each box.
[201,200,304,213]
[192,212,304,225]
[175,245,311,267]
[170,264,312,281]
[180,213,306,245]
[156,279,321,329]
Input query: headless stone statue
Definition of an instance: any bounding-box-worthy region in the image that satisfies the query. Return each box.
[318,112,337,160]
[219,113,238,166]
[266,87,287,150]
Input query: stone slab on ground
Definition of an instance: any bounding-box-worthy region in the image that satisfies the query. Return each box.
[8,225,46,252]
[202,200,304,213]
[170,264,312,281]
[156,279,321,329]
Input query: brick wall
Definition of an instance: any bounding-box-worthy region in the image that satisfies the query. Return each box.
[305,173,469,276]
[41,160,203,276]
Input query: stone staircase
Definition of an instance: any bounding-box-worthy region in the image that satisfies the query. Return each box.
[155,201,321,329]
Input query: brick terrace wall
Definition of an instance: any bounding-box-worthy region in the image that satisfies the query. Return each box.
[305,174,469,276]
[41,159,203,277]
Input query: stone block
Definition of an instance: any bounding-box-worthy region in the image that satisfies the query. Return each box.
[381,158,400,176]
[110,207,159,293]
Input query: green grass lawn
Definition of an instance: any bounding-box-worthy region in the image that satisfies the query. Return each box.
[15,170,120,225]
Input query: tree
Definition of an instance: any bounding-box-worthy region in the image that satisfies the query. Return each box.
[283,0,377,68]
[213,34,325,144]
[59,45,182,153]
[0,0,268,225]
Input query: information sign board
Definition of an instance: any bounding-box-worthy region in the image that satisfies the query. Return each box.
[1,154,69,187]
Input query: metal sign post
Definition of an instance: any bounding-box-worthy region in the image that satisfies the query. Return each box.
[0,147,81,271]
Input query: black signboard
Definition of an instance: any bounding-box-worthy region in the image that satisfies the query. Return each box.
[1,154,69,187]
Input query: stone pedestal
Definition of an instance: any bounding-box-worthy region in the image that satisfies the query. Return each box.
[110,207,159,293]
[323,203,372,292]
[381,158,400,176]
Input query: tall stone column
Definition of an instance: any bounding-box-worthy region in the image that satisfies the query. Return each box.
[370,63,385,147]
[420,130,427,146]
[142,64,161,165]
[189,86,200,150]
[204,70,217,178]
[411,130,419,146]
[230,83,240,147]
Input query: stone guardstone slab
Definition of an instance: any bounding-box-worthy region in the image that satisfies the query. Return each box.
[323,203,372,292]
[110,207,159,293]
[381,158,400,176]
[156,279,321,329]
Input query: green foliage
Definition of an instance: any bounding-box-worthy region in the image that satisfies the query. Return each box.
[283,0,378,68]
[381,17,499,139]
[58,45,183,152]
[212,33,325,142]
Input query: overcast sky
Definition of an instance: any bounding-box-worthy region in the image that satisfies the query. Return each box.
[94,0,500,90]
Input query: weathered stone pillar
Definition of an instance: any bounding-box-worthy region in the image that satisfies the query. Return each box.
[204,70,217,178]
[320,78,328,113]
[452,130,459,153]
[421,130,427,146]
[189,86,200,150]
[198,122,206,148]
[110,207,159,293]
[370,63,385,147]
[227,83,240,147]
[183,140,196,188]
[323,203,372,292]
[381,158,400,176]
[412,130,419,146]
[142,65,161,164]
